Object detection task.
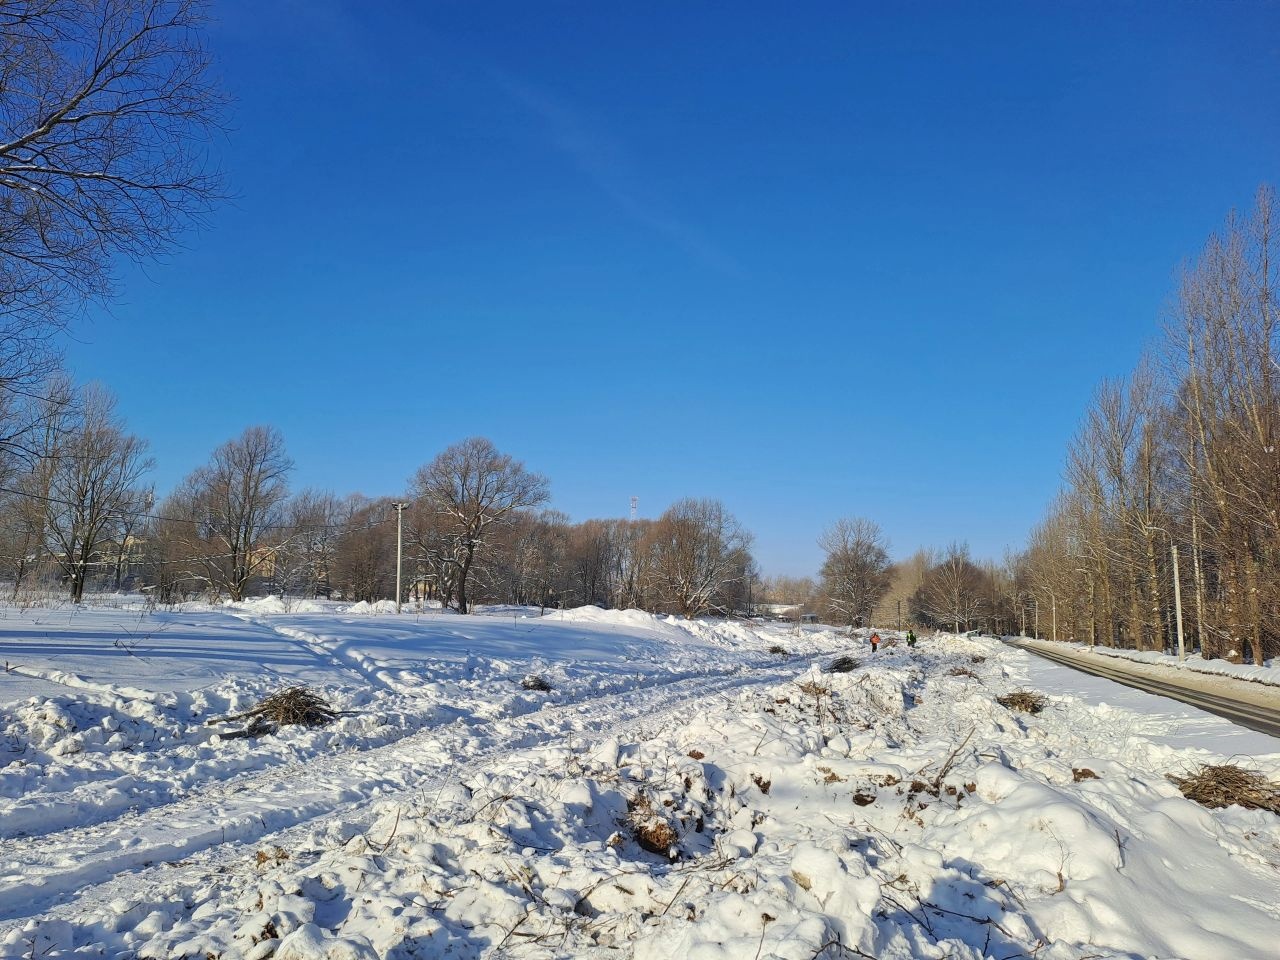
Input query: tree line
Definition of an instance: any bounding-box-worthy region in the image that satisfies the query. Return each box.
[764,528,1020,636]
[0,416,765,616]
[807,187,1280,665]
[1016,187,1279,665]
[0,387,1029,627]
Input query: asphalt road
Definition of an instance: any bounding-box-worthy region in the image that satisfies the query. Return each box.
[1005,639,1280,739]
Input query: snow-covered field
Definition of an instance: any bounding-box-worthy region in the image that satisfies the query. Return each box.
[1,603,1278,959]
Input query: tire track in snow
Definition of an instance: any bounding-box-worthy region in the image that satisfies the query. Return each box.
[2,615,443,844]
[0,656,820,925]
[2,634,796,845]
[224,613,397,692]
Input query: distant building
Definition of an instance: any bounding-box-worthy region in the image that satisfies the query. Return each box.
[758,603,803,620]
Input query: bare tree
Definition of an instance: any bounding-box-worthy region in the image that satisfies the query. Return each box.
[410,438,549,614]
[490,509,571,611]
[645,498,753,617]
[0,2,225,462]
[0,0,224,321]
[165,426,293,601]
[564,518,614,607]
[913,542,988,633]
[817,517,891,628]
[331,494,395,603]
[44,384,152,601]
[0,374,71,593]
[872,548,934,629]
[275,489,342,598]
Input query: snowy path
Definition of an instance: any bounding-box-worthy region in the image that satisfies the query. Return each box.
[0,655,815,926]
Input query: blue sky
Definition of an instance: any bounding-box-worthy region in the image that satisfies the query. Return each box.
[68,1,1280,576]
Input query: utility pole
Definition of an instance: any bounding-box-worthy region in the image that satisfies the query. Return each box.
[392,502,407,614]
[897,599,902,631]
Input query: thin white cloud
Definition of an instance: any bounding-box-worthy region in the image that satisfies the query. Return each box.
[492,71,741,275]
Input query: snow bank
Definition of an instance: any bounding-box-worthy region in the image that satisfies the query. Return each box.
[542,605,686,635]
[1085,642,1280,687]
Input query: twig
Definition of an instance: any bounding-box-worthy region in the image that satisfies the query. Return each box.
[658,876,692,918]
[367,806,401,854]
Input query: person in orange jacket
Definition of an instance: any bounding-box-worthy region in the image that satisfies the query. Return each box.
[869,632,881,653]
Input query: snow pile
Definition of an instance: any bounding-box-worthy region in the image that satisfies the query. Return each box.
[225,596,332,615]
[543,605,688,636]
[340,599,400,615]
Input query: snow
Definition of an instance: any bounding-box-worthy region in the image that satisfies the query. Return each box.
[1032,637,1280,688]
[1,611,1278,959]
[1007,640,1280,756]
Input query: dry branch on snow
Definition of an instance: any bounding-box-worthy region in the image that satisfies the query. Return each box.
[206,686,341,738]
[1169,764,1280,815]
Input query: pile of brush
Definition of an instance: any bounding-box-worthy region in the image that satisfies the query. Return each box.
[1169,764,1280,815]
[996,690,1047,714]
[824,655,860,674]
[207,686,340,739]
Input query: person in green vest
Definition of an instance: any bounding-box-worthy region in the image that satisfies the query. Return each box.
[906,630,917,648]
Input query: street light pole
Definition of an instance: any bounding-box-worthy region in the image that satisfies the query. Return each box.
[392,502,407,614]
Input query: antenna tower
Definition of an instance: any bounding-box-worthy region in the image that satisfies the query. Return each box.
[630,496,638,521]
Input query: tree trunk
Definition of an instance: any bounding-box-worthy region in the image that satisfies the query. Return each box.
[457,546,474,614]
[1145,535,1163,652]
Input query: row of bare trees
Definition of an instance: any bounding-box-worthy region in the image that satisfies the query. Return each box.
[752,519,1016,635]
[1019,187,1280,665]
[0,380,152,600]
[0,388,1034,629]
[0,420,760,617]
